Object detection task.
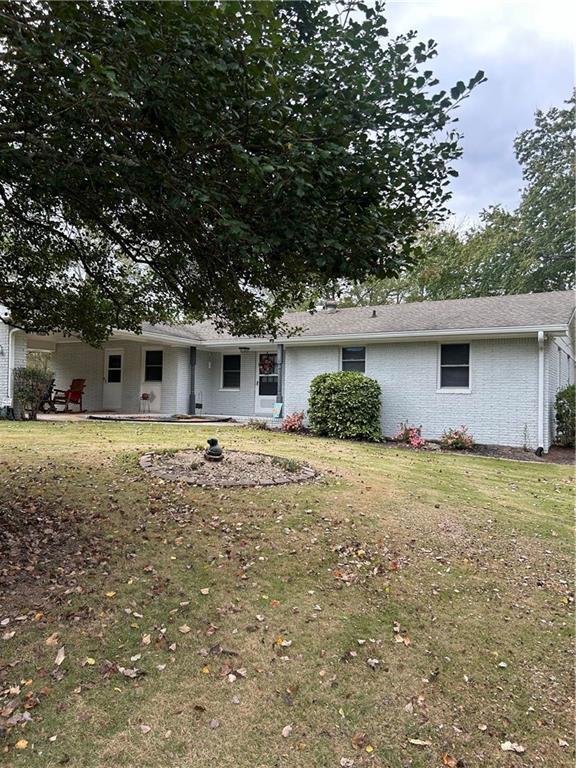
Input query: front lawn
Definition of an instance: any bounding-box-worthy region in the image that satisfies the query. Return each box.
[0,422,573,767]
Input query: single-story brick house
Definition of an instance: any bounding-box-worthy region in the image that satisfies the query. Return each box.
[1,290,574,452]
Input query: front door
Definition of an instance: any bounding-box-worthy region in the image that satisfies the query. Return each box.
[254,352,278,416]
[103,349,123,411]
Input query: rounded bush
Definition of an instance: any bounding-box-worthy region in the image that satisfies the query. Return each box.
[308,371,382,442]
[555,384,575,447]
[13,366,53,420]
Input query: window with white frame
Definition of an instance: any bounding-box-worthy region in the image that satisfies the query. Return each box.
[222,354,241,389]
[342,346,366,373]
[439,344,470,389]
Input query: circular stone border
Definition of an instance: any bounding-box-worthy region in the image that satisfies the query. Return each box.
[139,449,319,488]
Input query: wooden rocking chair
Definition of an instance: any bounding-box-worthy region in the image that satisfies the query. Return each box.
[52,378,86,412]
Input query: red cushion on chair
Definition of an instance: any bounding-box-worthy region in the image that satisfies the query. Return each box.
[67,390,82,404]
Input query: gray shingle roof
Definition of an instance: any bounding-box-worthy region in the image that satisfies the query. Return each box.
[144,290,575,343]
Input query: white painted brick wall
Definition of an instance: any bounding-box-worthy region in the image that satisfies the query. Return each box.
[283,338,541,449]
[51,340,193,414]
[0,323,8,404]
[0,328,28,406]
[195,349,213,414]
[52,342,104,411]
[198,350,260,417]
[545,339,573,449]
[196,349,293,418]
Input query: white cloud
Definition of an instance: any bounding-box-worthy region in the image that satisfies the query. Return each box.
[387,0,576,49]
[384,0,574,221]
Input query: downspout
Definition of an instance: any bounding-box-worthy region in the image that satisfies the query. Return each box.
[276,343,284,409]
[535,331,545,456]
[188,346,196,415]
[7,327,19,401]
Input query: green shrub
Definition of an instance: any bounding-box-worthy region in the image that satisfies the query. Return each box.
[13,367,53,420]
[555,384,575,447]
[308,371,382,442]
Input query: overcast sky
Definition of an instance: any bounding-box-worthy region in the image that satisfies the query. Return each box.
[384,0,574,227]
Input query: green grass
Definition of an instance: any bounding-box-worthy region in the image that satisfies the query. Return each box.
[0,421,573,767]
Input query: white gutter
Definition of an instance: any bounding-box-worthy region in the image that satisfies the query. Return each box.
[536,331,545,455]
[199,323,569,348]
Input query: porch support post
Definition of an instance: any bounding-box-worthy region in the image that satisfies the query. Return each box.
[276,343,284,405]
[188,346,196,415]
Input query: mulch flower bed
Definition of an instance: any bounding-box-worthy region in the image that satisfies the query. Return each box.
[140,450,318,487]
[387,440,574,465]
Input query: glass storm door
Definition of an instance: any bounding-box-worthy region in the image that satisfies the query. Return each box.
[103,349,123,411]
[254,352,278,415]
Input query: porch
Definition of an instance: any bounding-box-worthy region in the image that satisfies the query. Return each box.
[24,331,285,420]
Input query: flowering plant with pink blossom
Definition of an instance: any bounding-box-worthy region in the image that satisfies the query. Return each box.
[440,425,474,450]
[282,411,307,434]
[394,422,426,449]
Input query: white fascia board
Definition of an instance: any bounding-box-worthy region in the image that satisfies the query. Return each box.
[192,324,568,347]
[276,324,569,346]
[28,323,570,348]
[110,330,198,347]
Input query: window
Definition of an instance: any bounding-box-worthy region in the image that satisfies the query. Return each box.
[144,350,163,382]
[342,346,366,373]
[440,344,470,388]
[107,354,122,383]
[222,354,241,389]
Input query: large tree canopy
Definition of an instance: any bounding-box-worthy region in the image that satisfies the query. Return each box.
[0,0,483,343]
[304,94,575,308]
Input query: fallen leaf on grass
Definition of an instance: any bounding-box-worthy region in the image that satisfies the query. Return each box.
[408,738,431,746]
[141,634,151,646]
[351,732,368,749]
[501,741,525,753]
[83,657,96,666]
[105,591,116,598]
[45,632,59,646]
[2,630,15,640]
[118,666,143,679]
[282,724,293,738]
[179,625,191,634]
[55,646,65,666]
[15,739,28,750]
[200,588,210,595]
[442,754,457,767]
[209,719,220,729]
[139,724,151,734]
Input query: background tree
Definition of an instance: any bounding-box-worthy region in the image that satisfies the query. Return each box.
[320,94,574,308]
[514,94,575,291]
[0,1,484,344]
